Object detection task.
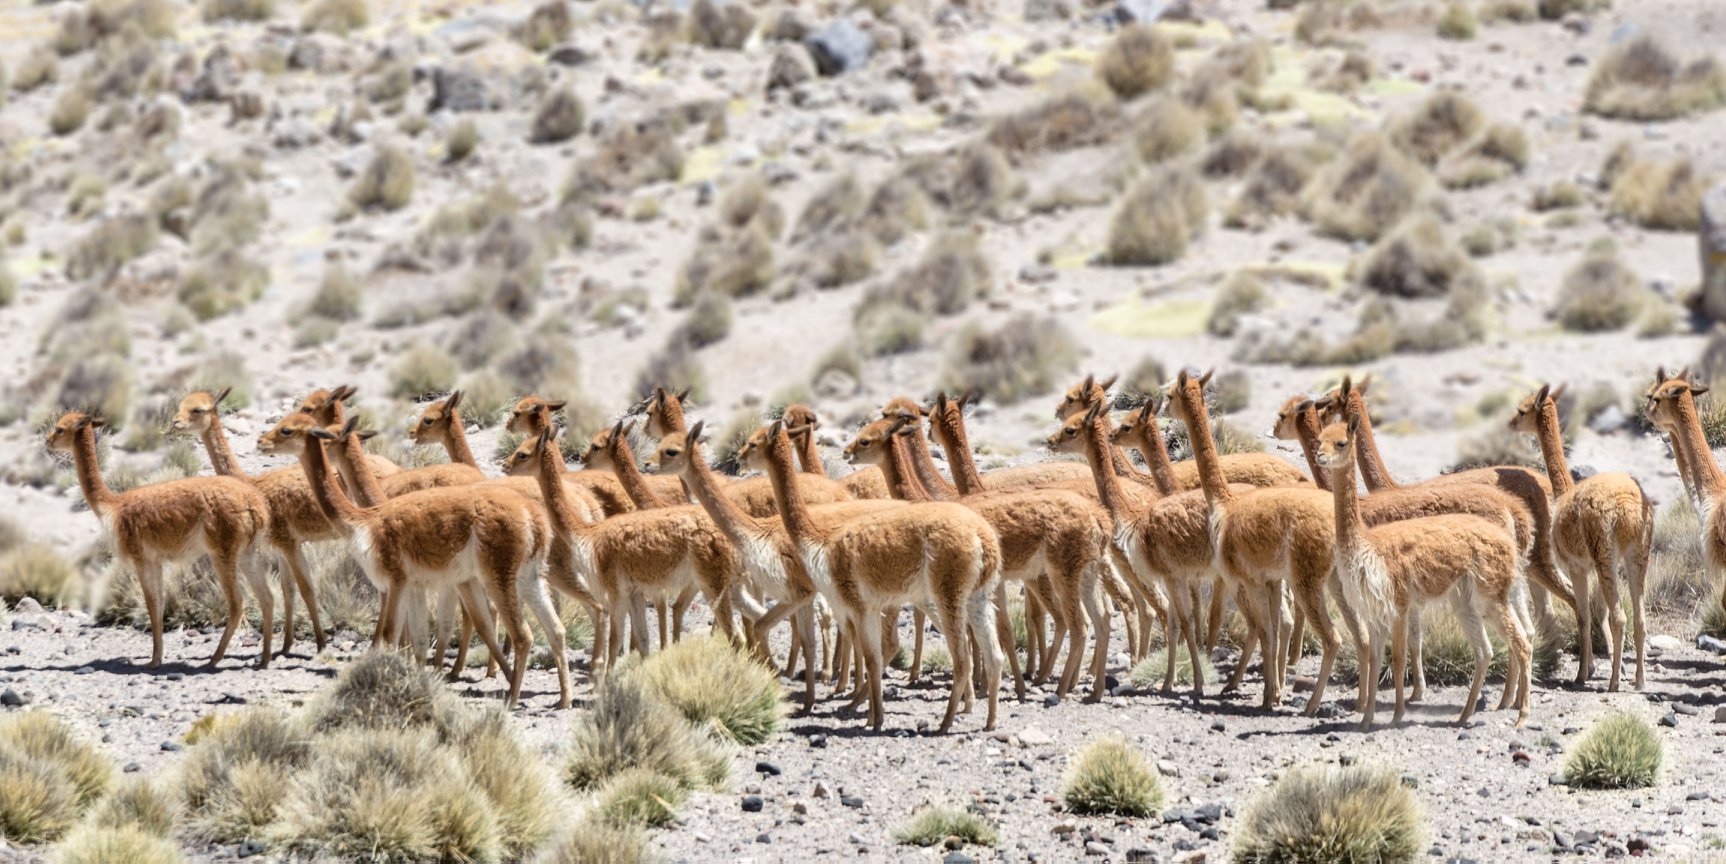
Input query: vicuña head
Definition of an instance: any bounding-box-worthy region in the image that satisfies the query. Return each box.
[1508,383,1565,435]
[1271,395,1313,441]
[1045,403,1101,456]
[297,384,357,426]
[843,417,909,467]
[46,411,104,454]
[172,388,232,436]
[650,421,704,476]
[1109,394,1160,446]
[1162,368,1213,425]
[782,404,820,430]
[1644,366,1699,433]
[736,425,773,472]
[410,390,464,445]
[1312,416,1360,473]
[257,411,334,457]
[1054,373,1116,420]
[506,395,565,435]
[581,419,636,472]
[642,386,691,437]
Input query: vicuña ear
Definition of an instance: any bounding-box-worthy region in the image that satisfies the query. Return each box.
[1297,399,1315,415]
[1536,383,1551,405]
[446,390,463,411]
[1198,368,1214,387]
[214,386,232,408]
[1357,375,1373,396]
[769,419,784,437]
[332,384,357,402]
[546,400,567,412]
[1347,414,1362,436]
[1099,373,1118,392]
[960,390,977,410]
[308,427,336,441]
[1084,401,1104,423]
[609,419,625,441]
[687,420,706,443]
[358,429,379,441]
[536,426,553,450]
[886,416,910,436]
[1550,383,1568,403]
[620,419,637,437]
[1082,373,1095,394]
[340,416,361,438]
[1176,369,1189,388]
[1693,384,1711,397]
[1339,375,1353,398]
[935,392,949,413]
[1656,366,1667,386]
[676,388,690,403]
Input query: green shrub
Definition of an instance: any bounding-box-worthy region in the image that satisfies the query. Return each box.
[940,316,1078,405]
[1107,164,1207,265]
[1061,738,1162,817]
[1584,36,1726,121]
[1234,763,1425,864]
[1097,24,1173,99]
[893,805,999,847]
[636,636,784,746]
[1565,713,1662,789]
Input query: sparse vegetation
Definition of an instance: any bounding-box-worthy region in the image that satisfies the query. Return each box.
[1132,95,1204,164]
[303,0,367,34]
[672,292,733,348]
[1234,763,1425,864]
[1439,122,1528,188]
[687,0,755,49]
[1107,165,1207,265]
[563,119,684,201]
[1552,244,1647,332]
[894,805,1000,848]
[201,0,274,21]
[391,341,459,398]
[531,87,585,144]
[1389,91,1484,166]
[1533,181,1585,211]
[1,545,77,606]
[52,825,183,864]
[1584,36,1726,121]
[0,712,113,844]
[537,815,653,864]
[565,669,731,793]
[89,777,176,837]
[1200,128,1264,179]
[1607,151,1710,231]
[987,91,1117,157]
[673,222,775,304]
[1304,133,1430,242]
[1438,0,1477,38]
[1356,216,1482,299]
[898,143,1018,219]
[1565,713,1662,789]
[1061,738,1162,817]
[717,173,785,239]
[306,261,362,321]
[14,46,57,92]
[1130,646,1217,688]
[49,85,92,136]
[1208,272,1269,337]
[348,144,415,212]
[1096,24,1174,100]
[636,637,784,746]
[446,118,479,162]
[861,231,991,316]
[518,0,572,50]
[940,316,1078,404]
[1228,146,1316,229]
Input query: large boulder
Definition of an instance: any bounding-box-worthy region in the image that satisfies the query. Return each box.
[1703,183,1726,323]
[805,19,872,77]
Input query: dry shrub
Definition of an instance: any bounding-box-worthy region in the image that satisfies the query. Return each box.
[1207,271,1269,336]
[673,222,775,304]
[303,0,367,33]
[1303,133,1430,242]
[861,231,990,316]
[1199,127,1263,178]
[1295,0,1379,45]
[897,143,1017,219]
[986,91,1118,157]
[1096,24,1173,100]
[307,651,464,734]
[856,300,925,356]
[1437,0,1477,39]
[391,341,459,398]
[792,232,878,289]
[1227,145,1314,229]
[1356,215,1482,299]
[637,636,785,745]
[593,768,685,828]
[1607,152,1710,231]
[89,777,176,837]
[1538,0,1606,16]
[1313,49,1375,93]
[49,85,92,136]
[306,261,362,321]
[1132,94,1204,163]
[1062,738,1162,817]
[1565,713,1662,789]
[0,747,81,844]
[186,162,269,256]
[518,0,572,50]
[349,144,415,212]
[1107,164,1207,265]
[1552,245,1646,332]
[202,0,273,20]
[446,118,479,162]
[14,46,58,92]
[671,292,733,348]
[632,340,709,404]
[1533,181,1585,211]
[894,805,999,847]
[1234,764,1424,864]
[0,544,77,606]
[687,0,755,49]
[1439,122,1528,188]
[178,707,310,842]
[940,316,1078,404]
[564,119,684,201]
[1482,0,1537,21]
[1388,91,1484,166]
[178,250,269,320]
[717,173,785,239]
[537,815,653,864]
[52,825,182,864]
[1129,646,1216,688]
[0,713,111,808]
[791,173,864,241]
[531,87,585,144]
[1584,36,1726,121]
[564,671,731,793]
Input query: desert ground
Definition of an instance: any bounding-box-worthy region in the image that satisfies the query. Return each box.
[2,0,1726,859]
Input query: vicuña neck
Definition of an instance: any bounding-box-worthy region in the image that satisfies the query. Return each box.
[1345,394,1399,491]
[678,445,769,542]
[200,415,248,479]
[333,432,389,507]
[605,437,671,509]
[794,431,829,477]
[877,435,935,502]
[929,410,986,496]
[1669,393,1726,501]
[70,426,117,518]
[440,413,478,469]
[763,427,818,542]
[1081,417,1133,519]
[1327,450,1366,559]
[532,437,587,539]
[1174,391,1235,511]
[297,438,370,531]
[1294,407,1329,492]
[1130,417,1182,496]
[1533,401,1576,498]
[902,423,959,498]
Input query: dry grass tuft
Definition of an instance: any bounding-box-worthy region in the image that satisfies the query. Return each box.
[446,118,480,162]
[0,544,77,606]
[636,636,785,746]
[1437,0,1477,39]
[594,768,685,827]
[1356,215,1482,300]
[1607,151,1710,232]
[717,173,785,240]
[563,119,684,201]
[15,46,58,92]
[987,91,1118,158]
[0,747,81,844]
[1584,36,1726,121]
[1132,95,1204,164]
[564,670,731,793]
[1234,763,1425,864]
[307,650,464,735]
[673,222,775,304]
[861,230,991,316]
[1199,128,1264,179]
[349,144,415,212]
[178,707,310,842]
[518,0,572,50]
[49,85,92,136]
[391,341,459,398]
[1565,713,1662,789]
[1439,122,1528,188]
[1207,271,1270,337]
[1129,646,1217,688]
[89,777,176,837]
[893,805,999,847]
[537,815,654,863]
[940,315,1078,404]
[1227,146,1316,230]
[201,0,273,21]
[1107,164,1207,265]
[688,0,756,49]
[1062,738,1162,817]
[1096,24,1174,100]
[1533,180,1585,211]
[1303,132,1430,242]
[531,87,585,144]
[52,825,183,864]
[1388,91,1484,166]
[897,143,1017,219]
[1552,243,1647,332]
[0,712,112,807]
[303,0,367,33]
[306,261,362,321]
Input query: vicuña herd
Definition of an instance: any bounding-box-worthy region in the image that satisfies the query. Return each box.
[45,367,1716,732]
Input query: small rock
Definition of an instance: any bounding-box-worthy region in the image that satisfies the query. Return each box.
[1126,849,1159,864]
[1687,790,1710,801]
[1549,772,1568,786]
[741,795,764,812]
[429,66,498,113]
[767,44,816,92]
[1209,720,1225,733]
[1019,726,1053,746]
[756,760,782,776]
[1659,711,1679,728]
[547,43,595,67]
[1401,773,1419,789]
[804,19,872,77]
[1086,841,1110,856]
[1156,760,1179,777]
[236,839,266,858]
[1512,751,1531,765]
[13,598,44,615]
[943,853,976,864]
[1043,693,1061,707]
[841,795,864,809]
[1052,820,1077,835]
[1699,635,1726,655]
[1588,405,1629,435]
[160,741,183,752]
[1648,634,1684,652]
[1674,703,1700,716]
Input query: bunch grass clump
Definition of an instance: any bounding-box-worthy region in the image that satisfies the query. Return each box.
[1132,95,1204,164]
[1584,36,1726,121]
[1304,133,1429,242]
[987,91,1118,157]
[1607,151,1710,232]
[1388,91,1483,167]
[1552,245,1647,332]
[940,315,1078,405]
[537,814,653,863]
[349,144,415,212]
[88,777,176,837]
[52,825,182,864]
[1227,146,1315,229]
[1437,0,1477,39]
[1097,24,1174,100]
[636,636,785,746]
[1129,646,1217,688]
[1061,738,1162,817]
[1565,713,1662,789]
[564,670,732,793]
[0,712,112,844]
[530,87,585,144]
[0,544,77,606]
[593,768,685,828]
[1439,122,1528,189]
[860,230,991,317]
[893,805,999,847]
[1107,164,1207,265]
[1234,763,1425,864]
[1356,215,1482,300]
[177,707,310,842]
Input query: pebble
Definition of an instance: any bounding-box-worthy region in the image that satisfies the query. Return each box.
[841,795,864,809]
[756,760,782,776]
[1673,703,1700,717]
[237,839,266,858]
[1052,820,1077,835]
[1085,841,1110,855]
[0,688,21,707]
[943,853,976,864]
[1209,720,1225,733]
[160,741,183,752]
[755,833,771,844]
[1126,849,1159,863]
[1659,711,1679,728]
[1157,760,1179,777]
[122,762,141,773]
[741,795,764,812]
[1019,726,1053,746]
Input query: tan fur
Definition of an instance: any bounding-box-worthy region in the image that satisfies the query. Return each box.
[173,390,334,658]
[1645,370,1726,632]
[1511,385,1652,691]
[299,385,400,480]
[1106,394,1312,491]
[502,396,636,517]
[640,386,692,438]
[582,423,692,507]
[1165,371,1356,714]
[260,413,568,709]
[53,412,271,669]
[1316,420,1532,727]
[781,405,892,499]
[762,420,1004,733]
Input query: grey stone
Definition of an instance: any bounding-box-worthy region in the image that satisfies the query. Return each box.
[768,44,816,92]
[160,741,183,752]
[429,66,497,113]
[1588,405,1629,435]
[1659,711,1679,727]
[741,795,764,812]
[0,688,21,707]
[1700,634,1726,654]
[548,43,595,66]
[1674,702,1700,716]
[1702,184,1726,322]
[943,853,976,864]
[841,795,864,808]
[805,19,872,77]
[756,760,782,776]
[12,598,44,615]
[237,839,266,858]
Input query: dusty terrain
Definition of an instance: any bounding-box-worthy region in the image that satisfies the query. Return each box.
[2,0,1726,859]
